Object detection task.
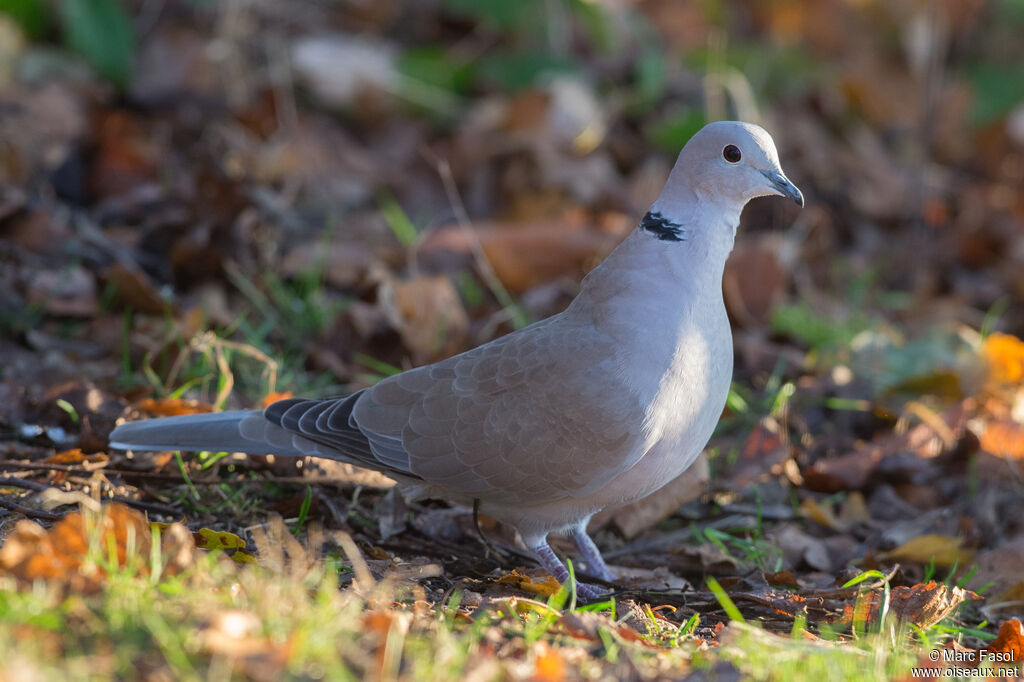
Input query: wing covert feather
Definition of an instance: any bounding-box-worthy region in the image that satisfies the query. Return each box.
[351,316,646,505]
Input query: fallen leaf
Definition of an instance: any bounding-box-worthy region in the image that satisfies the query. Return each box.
[89,109,158,199]
[27,266,98,317]
[45,449,108,466]
[987,619,1023,665]
[533,641,566,682]
[979,421,1024,460]
[722,235,788,328]
[973,535,1024,606]
[769,523,832,572]
[800,497,840,530]
[880,534,974,567]
[0,503,194,593]
[262,391,293,408]
[418,220,618,295]
[101,263,168,314]
[388,275,469,363]
[280,241,384,290]
[764,571,800,589]
[837,492,871,528]
[839,582,980,629]
[135,397,216,417]
[497,570,562,597]
[727,421,792,488]
[982,332,1024,385]
[802,447,884,493]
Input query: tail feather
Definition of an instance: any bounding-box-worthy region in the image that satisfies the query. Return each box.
[109,410,311,458]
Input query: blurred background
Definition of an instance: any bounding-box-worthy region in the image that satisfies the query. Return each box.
[2,0,1024,405]
[2,0,1024,640]
[3,0,1024,394]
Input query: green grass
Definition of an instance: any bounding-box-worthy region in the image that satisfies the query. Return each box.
[0,507,983,682]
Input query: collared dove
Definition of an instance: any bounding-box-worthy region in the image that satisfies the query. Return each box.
[110,121,803,598]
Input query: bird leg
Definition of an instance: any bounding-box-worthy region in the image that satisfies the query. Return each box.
[530,541,608,600]
[472,498,511,564]
[570,528,617,583]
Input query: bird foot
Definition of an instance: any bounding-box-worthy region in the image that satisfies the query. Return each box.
[573,580,612,601]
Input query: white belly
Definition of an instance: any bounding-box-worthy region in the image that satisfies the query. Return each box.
[594,313,732,507]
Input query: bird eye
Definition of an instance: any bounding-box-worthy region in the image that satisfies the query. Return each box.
[723,145,742,163]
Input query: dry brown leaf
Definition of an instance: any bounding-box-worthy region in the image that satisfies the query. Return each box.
[840,582,980,629]
[880,534,974,567]
[90,109,159,199]
[764,571,800,589]
[987,619,1023,666]
[800,497,840,529]
[722,235,788,328]
[389,275,469,363]
[770,523,832,572]
[0,503,194,593]
[838,492,871,527]
[802,447,885,493]
[27,266,98,317]
[979,421,1024,460]
[974,535,1024,606]
[419,221,618,295]
[280,242,383,290]
[101,263,168,315]
[727,421,792,488]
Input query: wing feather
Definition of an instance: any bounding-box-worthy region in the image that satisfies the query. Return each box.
[241,316,648,505]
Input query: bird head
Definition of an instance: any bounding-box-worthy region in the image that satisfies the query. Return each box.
[670,121,804,208]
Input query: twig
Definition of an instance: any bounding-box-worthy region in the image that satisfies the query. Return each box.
[0,476,51,491]
[0,496,63,521]
[111,497,182,517]
[422,148,529,330]
[1,474,185,517]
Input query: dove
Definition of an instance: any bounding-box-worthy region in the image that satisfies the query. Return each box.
[110,121,803,598]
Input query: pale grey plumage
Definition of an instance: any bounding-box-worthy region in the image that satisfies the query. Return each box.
[110,121,803,597]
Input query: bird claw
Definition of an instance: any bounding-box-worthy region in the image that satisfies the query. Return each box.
[572,580,612,601]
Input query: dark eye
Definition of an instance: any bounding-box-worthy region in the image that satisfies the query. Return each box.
[723,145,742,163]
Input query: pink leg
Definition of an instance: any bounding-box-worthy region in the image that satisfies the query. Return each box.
[571,529,617,582]
[530,541,609,600]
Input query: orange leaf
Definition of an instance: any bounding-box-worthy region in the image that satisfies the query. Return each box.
[363,611,394,638]
[45,449,108,465]
[0,503,194,592]
[988,619,1023,665]
[135,398,216,417]
[497,570,563,597]
[982,333,1024,385]
[979,421,1024,460]
[533,642,566,682]
[262,391,293,408]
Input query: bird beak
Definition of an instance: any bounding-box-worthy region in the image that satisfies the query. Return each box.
[760,169,804,207]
